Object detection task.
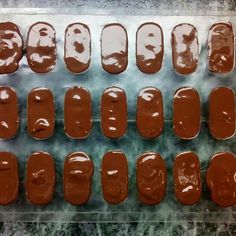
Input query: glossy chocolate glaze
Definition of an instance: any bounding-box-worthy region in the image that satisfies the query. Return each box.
[64,23,91,73]
[0,86,19,139]
[136,152,167,205]
[209,87,235,140]
[64,152,94,205]
[173,152,202,205]
[173,87,201,140]
[136,87,164,139]
[26,151,55,205]
[101,23,128,74]
[101,87,127,139]
[0,22,23,74]
[136,22,164,74]
[101,151,128,204]
[64,87,92,139]
[27,22,56,73]
[172,23,199,74]
[0,152,19,205]
[27,88,55,140]
[208,22,234,73]
[206,152,236,207]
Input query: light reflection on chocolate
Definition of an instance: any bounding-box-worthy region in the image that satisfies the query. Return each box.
[0,22,23,74]
[136,152,167,205]
[206,152,236,207]
[136,22,164,73]
[101,151,128,204]
[208,22,234,73]
[27,22,56,73]
[64,152,94,205]
[0,86,19,139]
[64,23,91,73]
[172,23,199,74]
[101,23,128,74]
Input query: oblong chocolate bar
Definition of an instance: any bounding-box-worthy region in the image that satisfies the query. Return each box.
[0,22,23,74]
[64,23,91,73]
[101,23,128,74]
[136,87,164,138]
[136,152,167,205]
[209,87,235,140]
[0,86,19,139]
[101,151,128,204]
[64,87,92,139]
[27,22,56,73]
[208,22,234,73]
[136,22,164,73]
[206,152,236,207]
[25,151,55,205]
[0,152,19,205]
[101,87,127,139]
[27,88,55,140]
[173,87,201,139]
[173,152,202,205]
[172,23,199,74]
[64,152,94,205]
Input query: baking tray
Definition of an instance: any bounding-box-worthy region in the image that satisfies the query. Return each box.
[0,8,235,223]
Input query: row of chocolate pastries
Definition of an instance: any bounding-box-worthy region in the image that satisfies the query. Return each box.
[0,21,234,75]
[0,150,236,207]
[0,86,235,140]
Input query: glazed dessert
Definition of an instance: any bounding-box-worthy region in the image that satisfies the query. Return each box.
[173,87,201,139]
[136,87,164,138]
[209,87,235,140]
[27,88,55,140]
[101,23,128,74]
[101,87,127,139]
[26,22,56,73]
[64,23,91,73]
[25,151,55,205]
[206,152,236,207]
[171,23,199,74]
[101,151,128,204]
[0,86,19,139]
[173,152,202,205]
[136,22,164,73]
[208,22,234,73]
[64,87,92,139]
[0,152,19,205]
[136,152,167,205]
[0,22,23,74]
[64,152,94,205]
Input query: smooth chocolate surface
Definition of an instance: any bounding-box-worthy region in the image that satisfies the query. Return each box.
[101,151,128,204]
[172,23,199,74]
[0,86,19,139]
[64,23,91,73]
[26,151,55,205]
[64,87,92,139]
[208,22,234,73]
[209,87,235,140]
[173,87,201,139]
[101,87,127,139]
[136,22,164,74]
[173,152,202,205]
[27,88,55,140]
[64,152,94,205]
[27,22,56,73]
[206,152,236,207]
[0,22,23,74]
[0,152,19,205]
[101,23,128,74]
[136,87,164,138]
[136,152,167,205]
